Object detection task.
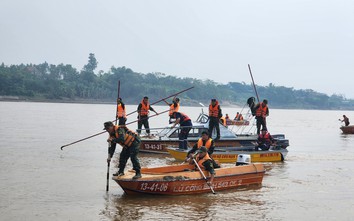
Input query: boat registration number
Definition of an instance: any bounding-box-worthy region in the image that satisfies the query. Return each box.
[140,182,169,192]
[143,144,164,151]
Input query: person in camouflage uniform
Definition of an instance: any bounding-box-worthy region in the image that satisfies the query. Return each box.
[104,121,141,179]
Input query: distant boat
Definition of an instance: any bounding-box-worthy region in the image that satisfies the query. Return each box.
[112,163,265,195]
[340,125,354,134]
[167,146,288,163]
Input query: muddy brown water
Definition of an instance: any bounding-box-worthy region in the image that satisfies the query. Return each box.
[1,102,353,221]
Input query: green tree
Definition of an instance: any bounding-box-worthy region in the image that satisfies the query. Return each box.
[83,53,98,73]
[1,58,354,110]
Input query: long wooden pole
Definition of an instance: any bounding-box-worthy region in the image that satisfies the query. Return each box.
[193,158,216,194]
[60,131,106,150]
[136,125,202,131]
[106,143,111,192]
[248,64,260,103]
[60,109,170,150]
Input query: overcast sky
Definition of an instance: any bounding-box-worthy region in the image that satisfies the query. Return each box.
[1,0,353,98]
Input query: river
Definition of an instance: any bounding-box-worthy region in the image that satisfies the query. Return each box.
[0,101,353,221]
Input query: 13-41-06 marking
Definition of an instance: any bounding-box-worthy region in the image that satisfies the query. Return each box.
[140,182,168,192]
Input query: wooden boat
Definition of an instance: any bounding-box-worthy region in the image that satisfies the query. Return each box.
[167,146,288,163]
[226,119,250,126]
[340,125,354,134]
[139,113,289,154]
[112,163,265,195]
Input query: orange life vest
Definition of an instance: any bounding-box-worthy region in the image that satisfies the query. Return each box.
[239,115,244,121]
[140,100,150,116]
[197,153,212,169]
[259,132,271,143]
[256,102,268,118]
[116,103,126,118]
[169,103,180,116]
[110,125,138,147]
[209,101,220,118]
[197,138,212,150]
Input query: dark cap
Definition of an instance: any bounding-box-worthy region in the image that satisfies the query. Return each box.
[261,128,267,132]
[103,121,114,130]
[198,146,208,153]
[263,99,268,104]
[143,96,149,100]
[211,99,216,102]
[201,131,209,136]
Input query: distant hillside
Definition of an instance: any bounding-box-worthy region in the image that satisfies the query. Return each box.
[1,54,353,110]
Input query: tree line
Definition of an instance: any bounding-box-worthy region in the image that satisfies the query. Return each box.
[1,53,353,110]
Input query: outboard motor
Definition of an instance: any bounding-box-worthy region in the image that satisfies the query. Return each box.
[236,154,251,166]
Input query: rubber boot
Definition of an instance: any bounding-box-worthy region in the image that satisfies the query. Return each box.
[113,170,125,177]
[132,171,142,179]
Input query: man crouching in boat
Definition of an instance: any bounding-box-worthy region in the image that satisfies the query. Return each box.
[185,131,220,168]
[104,121,142,179]
[190,146,215,186]
[255,128,276,151]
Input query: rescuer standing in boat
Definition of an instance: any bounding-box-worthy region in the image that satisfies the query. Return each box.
[190,146,215,185]
[255,99,269,135]
[137,96,158,137]
[104,121,142,179]
[170,112,193,150]
[208,99,222,140]
[116,98,127,125]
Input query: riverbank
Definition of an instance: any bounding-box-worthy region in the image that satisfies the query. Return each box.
[0,96,244,108]
[2,97,354,110]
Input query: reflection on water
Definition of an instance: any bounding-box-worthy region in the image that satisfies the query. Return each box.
[102,186,266,221]
[1,102,354,220]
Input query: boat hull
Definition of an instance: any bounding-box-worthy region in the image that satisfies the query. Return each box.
[340,126,354,134]
[140,139,247,153]
[113,164,265,195]
[140,136,289,154]
[167,147,287,163]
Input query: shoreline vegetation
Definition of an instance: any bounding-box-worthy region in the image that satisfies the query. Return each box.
[1,54,354,110]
